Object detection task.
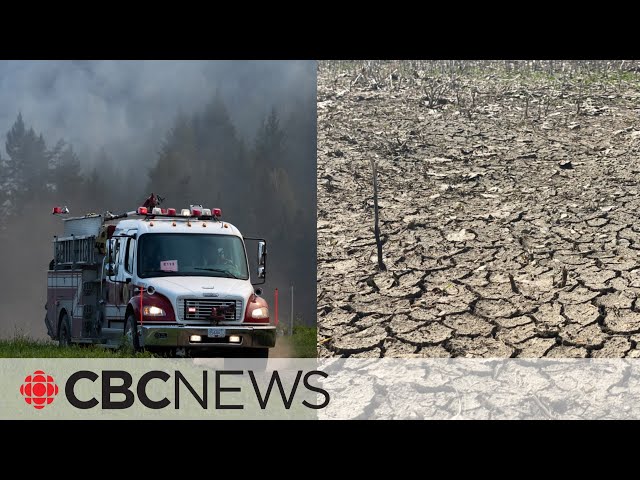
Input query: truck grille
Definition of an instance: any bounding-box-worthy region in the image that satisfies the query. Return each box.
[178,299,242,322]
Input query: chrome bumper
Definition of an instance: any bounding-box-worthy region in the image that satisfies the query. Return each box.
[138,324,276,348]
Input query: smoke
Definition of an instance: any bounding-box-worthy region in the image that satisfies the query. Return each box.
[0,60,316,170]
[0,60,317,340]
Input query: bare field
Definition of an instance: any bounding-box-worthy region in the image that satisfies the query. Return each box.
[317,60,640,358]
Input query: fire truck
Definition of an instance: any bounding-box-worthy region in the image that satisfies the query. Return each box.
[44,196,276,357]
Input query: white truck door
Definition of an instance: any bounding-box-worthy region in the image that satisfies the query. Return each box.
[105,234,134,305]
[104,237,121,305]
[120,233,137,302]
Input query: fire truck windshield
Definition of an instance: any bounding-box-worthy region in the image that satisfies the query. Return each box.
[137,233,249,280]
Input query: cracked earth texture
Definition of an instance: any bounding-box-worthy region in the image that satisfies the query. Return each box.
[317,61,640,358]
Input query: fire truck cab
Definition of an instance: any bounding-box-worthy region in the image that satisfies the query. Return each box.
[45,204,276,357]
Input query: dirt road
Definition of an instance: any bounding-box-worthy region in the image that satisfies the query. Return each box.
[317,61,640,358]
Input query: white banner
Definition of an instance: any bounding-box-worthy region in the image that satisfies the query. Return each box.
[1,358,321,420]
[4,358,640,419]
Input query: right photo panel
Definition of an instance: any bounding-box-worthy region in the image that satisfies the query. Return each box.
[318,60,640,358]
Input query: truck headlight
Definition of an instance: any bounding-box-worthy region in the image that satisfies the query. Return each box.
[143,306,166,316]
[251,307,269,319]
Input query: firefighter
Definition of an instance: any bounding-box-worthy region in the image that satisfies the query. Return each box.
[214,247,236,269]
[142,192,164,210]
[200,247,235,269]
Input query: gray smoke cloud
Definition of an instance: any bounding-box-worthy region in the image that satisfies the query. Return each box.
[0,60,316,169]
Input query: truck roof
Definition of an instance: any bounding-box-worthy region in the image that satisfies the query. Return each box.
[113,217,244,237]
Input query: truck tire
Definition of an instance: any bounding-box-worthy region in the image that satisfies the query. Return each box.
[124,314,141,353]
[58,313,71,347]
[44,312,53,338]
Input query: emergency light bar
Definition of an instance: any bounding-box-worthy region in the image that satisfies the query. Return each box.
[131,205,222,220]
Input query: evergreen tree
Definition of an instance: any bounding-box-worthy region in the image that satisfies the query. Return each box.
[254,108,286,171]
[82,147,120,213]
[148,97,245,214]
[148,114,198,207]
[51,142,84,205]
[4,113,50,209]
[3,113,27,211]
[84,167,109,212]
[251,108,298,231]
[193,94,242,197]
[0,150,6,232]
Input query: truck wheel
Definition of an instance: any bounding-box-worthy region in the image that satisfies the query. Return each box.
[58,313,71,347]
[124,314,141,353]
[44,312,53,338]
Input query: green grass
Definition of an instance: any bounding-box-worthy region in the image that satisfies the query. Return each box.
[289,326,317,358]
[0,336,154,358]
[1,329,318,358]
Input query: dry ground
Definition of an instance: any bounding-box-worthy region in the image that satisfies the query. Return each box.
[317,60,640,358]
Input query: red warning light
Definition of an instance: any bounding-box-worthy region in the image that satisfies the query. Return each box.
[52,206,69,215]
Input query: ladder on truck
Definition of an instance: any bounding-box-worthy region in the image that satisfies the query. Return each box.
[52,213,104,268]
[53,235,98,268]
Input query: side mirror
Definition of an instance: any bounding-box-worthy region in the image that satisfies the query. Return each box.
[244,236,267,286]
[106,239,119,278]
[106,240,114,279]
[257,240,267,279]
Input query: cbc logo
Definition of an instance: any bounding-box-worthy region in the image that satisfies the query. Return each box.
[20,370,59,410]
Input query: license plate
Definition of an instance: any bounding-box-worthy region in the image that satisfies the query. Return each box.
[208,327,225,338]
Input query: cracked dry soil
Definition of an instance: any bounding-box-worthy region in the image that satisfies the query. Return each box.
[317,61,640,358]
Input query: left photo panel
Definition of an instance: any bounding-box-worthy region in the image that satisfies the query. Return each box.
[0,60,317,358]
